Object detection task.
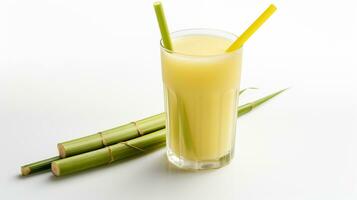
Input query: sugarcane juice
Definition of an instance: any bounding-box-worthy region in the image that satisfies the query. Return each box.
[161,34,242,162]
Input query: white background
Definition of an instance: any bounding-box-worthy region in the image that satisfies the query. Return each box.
[1,0,357,199]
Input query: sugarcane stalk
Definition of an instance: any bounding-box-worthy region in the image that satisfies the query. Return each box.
[58,88,257,158]
[21,156,60,176]
[52,129,166,176]
[51,89,286,176]
[58,113,166,158]
[21,89,286,176]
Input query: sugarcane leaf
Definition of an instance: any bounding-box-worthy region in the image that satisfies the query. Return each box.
[177,98,196,158]
[238,88,288,117]
[239,87,258,95]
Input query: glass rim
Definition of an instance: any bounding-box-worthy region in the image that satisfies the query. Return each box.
[160,28,243,58]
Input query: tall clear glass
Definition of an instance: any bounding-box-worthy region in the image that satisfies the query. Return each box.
[160,29,243,170]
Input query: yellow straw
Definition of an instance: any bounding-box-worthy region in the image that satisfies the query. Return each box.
[226,4,277,52]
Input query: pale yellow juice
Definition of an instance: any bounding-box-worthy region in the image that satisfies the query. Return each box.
[161,30,242,168]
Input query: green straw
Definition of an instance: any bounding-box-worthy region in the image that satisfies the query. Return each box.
[153,1,173,50]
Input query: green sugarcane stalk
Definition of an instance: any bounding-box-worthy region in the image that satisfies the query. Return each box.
[21,156,60,176]
[52,129,167,176]
[57,88,257,158]
[21,89,286,176]
[57,113,166,158]
[51,89,286,176]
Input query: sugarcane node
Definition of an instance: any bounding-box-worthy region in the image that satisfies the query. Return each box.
[98,131,108,146]
[107,147,115,164]
[131,121,144,136]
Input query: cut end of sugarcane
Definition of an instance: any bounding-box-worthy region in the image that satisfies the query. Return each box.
[51,162,60,176]
[21,166,31,176]
[57,143,66,158]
